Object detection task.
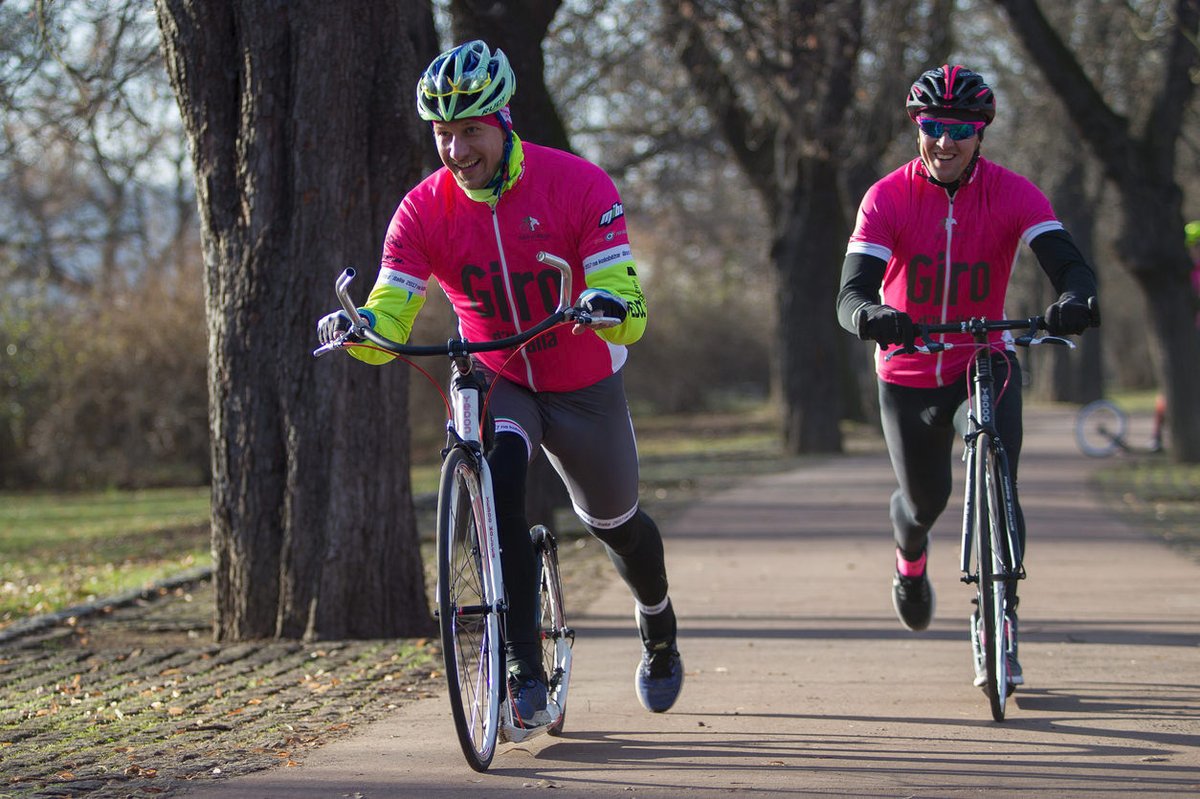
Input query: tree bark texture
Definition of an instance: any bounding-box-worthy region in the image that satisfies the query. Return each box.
[1029,158,1104,403]
[155,0,440,639]
[666,0,864,454]
[994,0,1200,462]
[774,161,850,452]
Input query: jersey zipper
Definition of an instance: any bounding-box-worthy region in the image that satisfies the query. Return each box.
[935,193,957,387]
[490,206,539,390]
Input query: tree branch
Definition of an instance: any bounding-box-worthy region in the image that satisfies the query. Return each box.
[662,0,780,202]
[1143,0,1200,180]
[992,0,1138,184]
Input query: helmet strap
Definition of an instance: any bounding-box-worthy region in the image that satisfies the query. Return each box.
[920,142,982,194]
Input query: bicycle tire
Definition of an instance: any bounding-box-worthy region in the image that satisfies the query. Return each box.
[531,525,573,737]
[437,447,503,772]
[1075,399,1127,458]
[977,435,1010,721]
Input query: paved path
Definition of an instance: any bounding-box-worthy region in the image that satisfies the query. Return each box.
[184,405,1200,798]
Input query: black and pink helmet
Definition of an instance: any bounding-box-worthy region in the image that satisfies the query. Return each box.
[906,65,996,124]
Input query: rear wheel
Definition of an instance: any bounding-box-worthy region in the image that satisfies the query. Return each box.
[1075,399,1126,458]
[531,525,573,736]
[437,447,502,772]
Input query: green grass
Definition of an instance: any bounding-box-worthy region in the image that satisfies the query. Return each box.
[0,488,211,625]
[1092,458,1200,559]
[1079,389,1200,559]
[5,400,1198,630]
[1095,388,1161,414]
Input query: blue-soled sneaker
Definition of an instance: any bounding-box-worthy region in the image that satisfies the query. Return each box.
[635,641,683,713]
[509,676,547,726]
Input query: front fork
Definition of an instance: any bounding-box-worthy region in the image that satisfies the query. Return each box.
[959,430,1025,591]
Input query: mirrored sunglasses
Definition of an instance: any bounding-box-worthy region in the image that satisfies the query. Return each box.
[917,117,985,141]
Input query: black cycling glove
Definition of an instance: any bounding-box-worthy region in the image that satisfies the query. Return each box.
[316,308,373,345]
[1044,294,1092,336]
[573,289,627,327]
[858,305,915,349]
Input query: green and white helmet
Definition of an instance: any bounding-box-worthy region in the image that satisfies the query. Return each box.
[416,40,516,122]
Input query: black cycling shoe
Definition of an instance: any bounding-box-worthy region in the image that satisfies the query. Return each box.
[892,570,935,631]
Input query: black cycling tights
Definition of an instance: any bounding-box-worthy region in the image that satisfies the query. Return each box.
[488,433,541,679]
[489,432,672,677]
[878,353,1027,565]
[586,510,674,643]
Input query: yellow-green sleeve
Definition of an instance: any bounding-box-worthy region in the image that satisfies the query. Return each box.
[347,283,426,366]
[585,258,647,345]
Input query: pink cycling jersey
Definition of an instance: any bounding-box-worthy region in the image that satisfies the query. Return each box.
[848,156,1063,388]
[361,140,647,393]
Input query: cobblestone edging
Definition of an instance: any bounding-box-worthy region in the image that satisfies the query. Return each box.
[0,531,612,798]
[0,566,216,646]
[0,577,443,799]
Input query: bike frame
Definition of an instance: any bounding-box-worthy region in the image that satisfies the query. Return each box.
[444,358,569,745]
[315,251,579,763]
[446,357,505,619]
[892,315,1077,720]
[957,339,1023,589]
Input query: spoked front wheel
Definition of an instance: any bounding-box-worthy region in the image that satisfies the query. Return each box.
[1075,399,1127,458]
[975,436,1013,721]
[531,525,573,736]
[437,447,503,772]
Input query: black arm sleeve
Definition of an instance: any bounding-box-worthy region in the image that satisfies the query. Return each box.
[836,252,889,339]
[1029,228,1098,299]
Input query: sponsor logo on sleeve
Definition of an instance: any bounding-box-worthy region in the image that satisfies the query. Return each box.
[376,266,428,296]
[582,244,633,275]
[599,202,624,227]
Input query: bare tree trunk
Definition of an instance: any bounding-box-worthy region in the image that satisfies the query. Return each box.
[664,0,863,455]
[155,0,439,639]
[1029,158,1105,403]
[775,162,847,452]
[993,0,1200,461]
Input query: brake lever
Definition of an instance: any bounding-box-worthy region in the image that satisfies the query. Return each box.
[312,329,361,358]
[567,307,621,330]
[1026,334,1076,349]
[882,333,947,362]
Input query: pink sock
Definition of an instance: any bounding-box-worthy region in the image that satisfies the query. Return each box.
[896,549,927,577]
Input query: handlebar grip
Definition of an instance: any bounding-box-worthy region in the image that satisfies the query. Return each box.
[1087,296,1101,327]
[334,268,369,328]
[536,252,573,313]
